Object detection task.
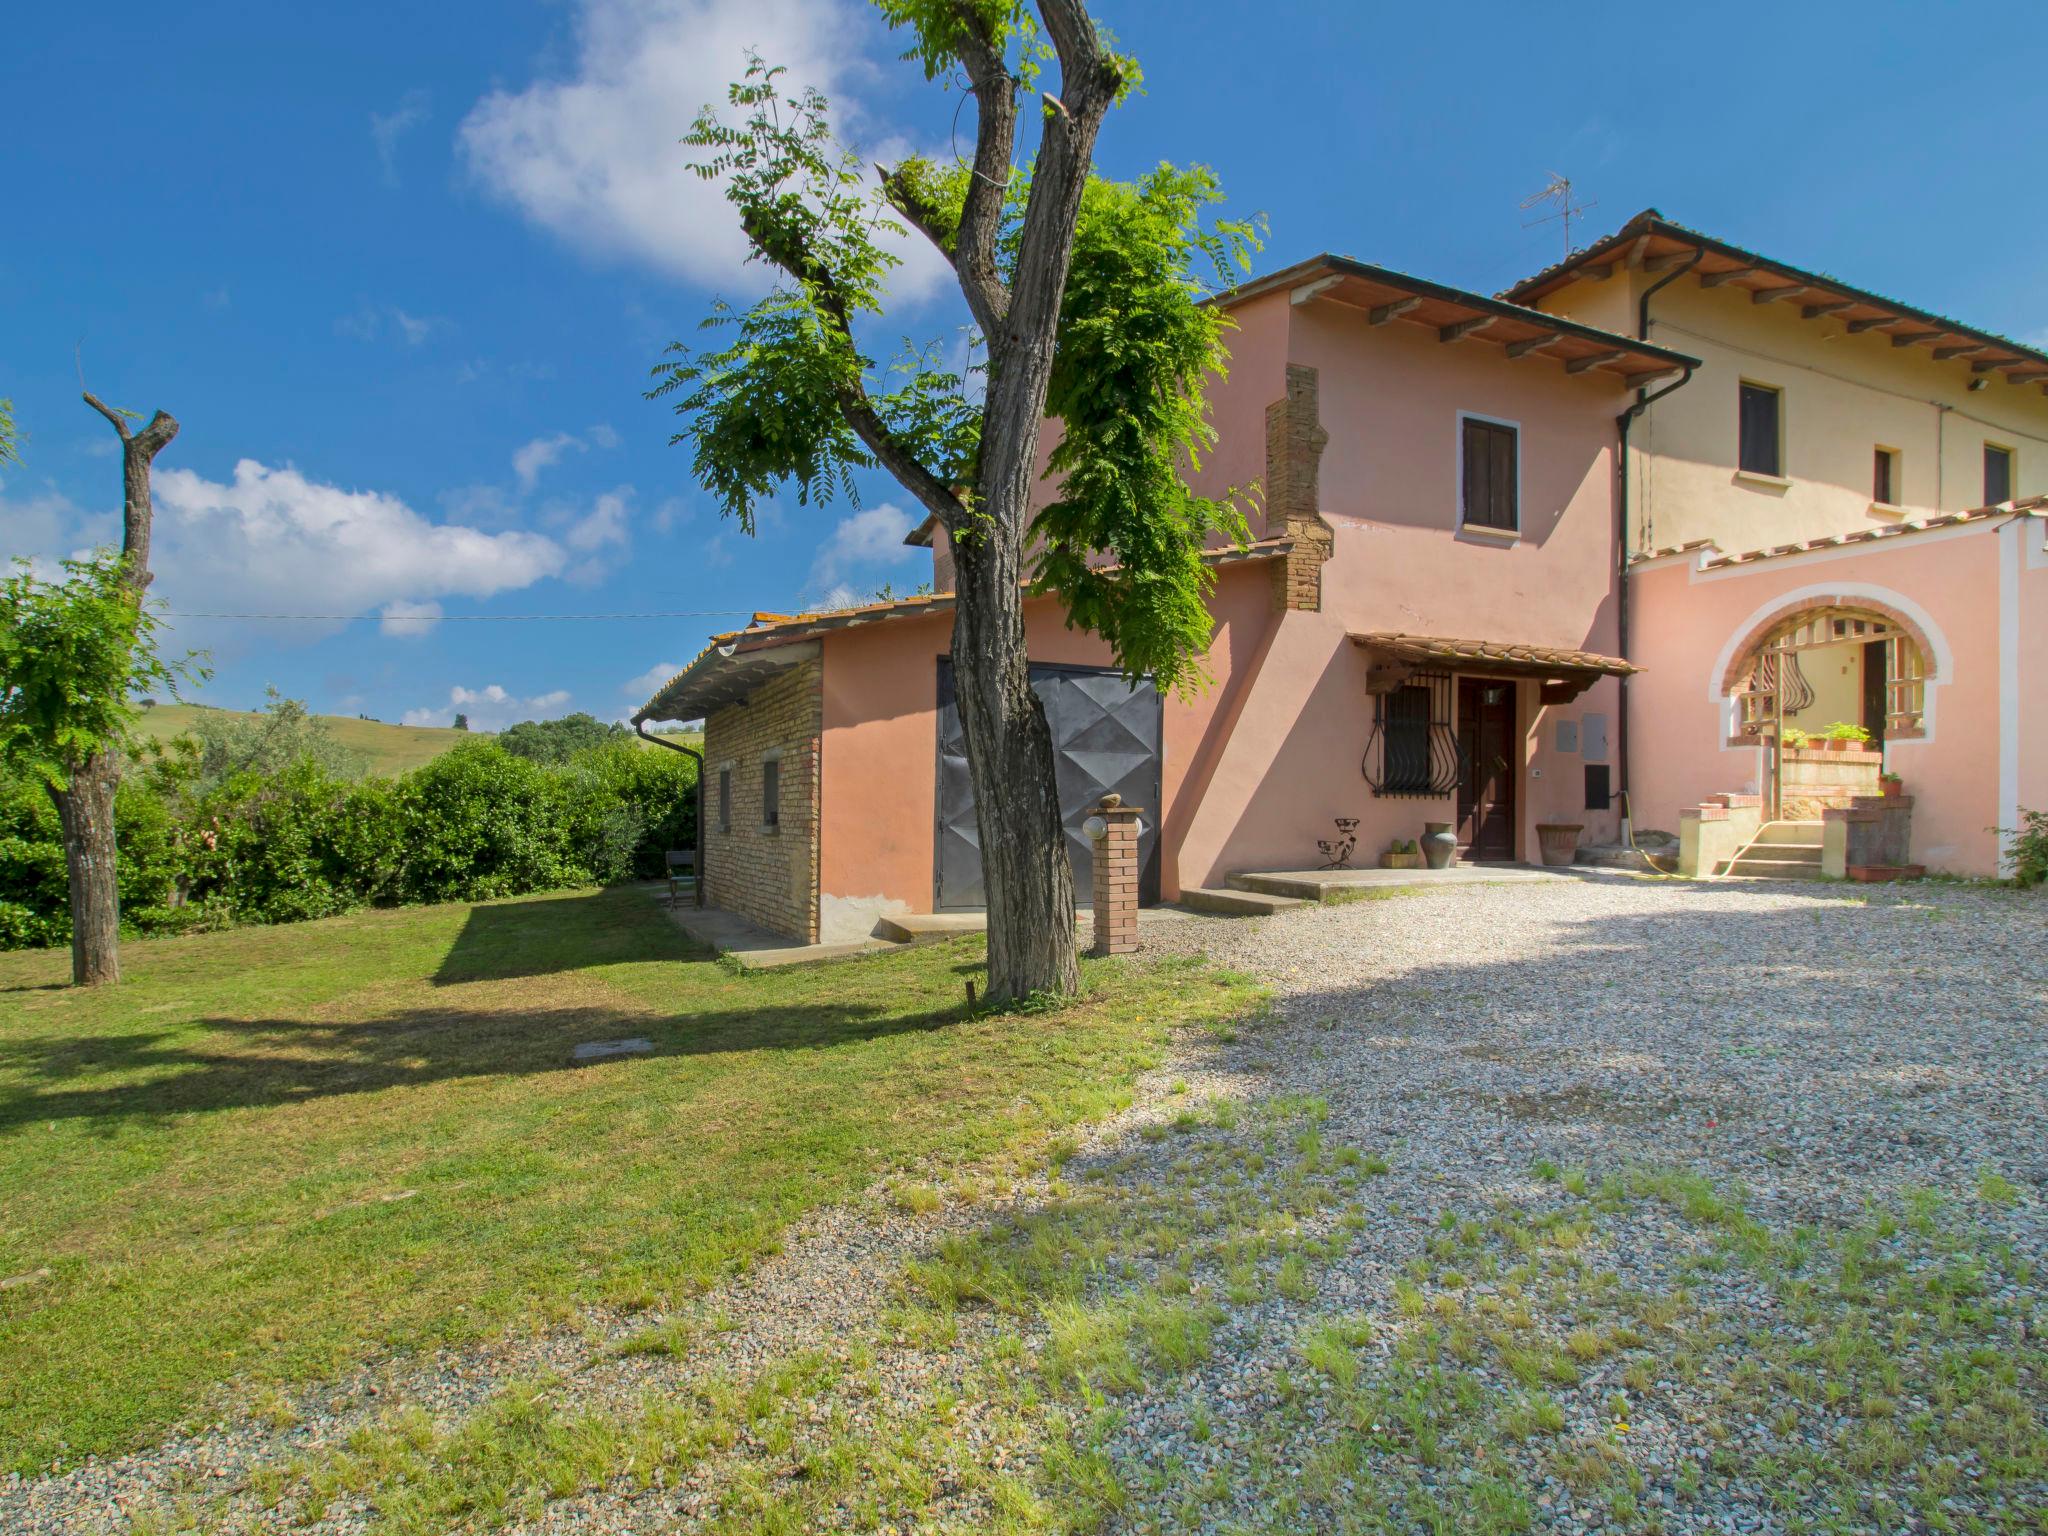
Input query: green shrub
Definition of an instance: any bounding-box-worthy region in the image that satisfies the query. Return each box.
[1819,721,1871,744]
[2002,807,2048,888]
[0,735,697,950]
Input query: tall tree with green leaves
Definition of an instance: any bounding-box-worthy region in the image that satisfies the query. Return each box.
[653,2,1257,1001]
[0,395,187,983]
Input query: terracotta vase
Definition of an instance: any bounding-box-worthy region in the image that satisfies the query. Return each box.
[1422,821,1457,870]
[1535,822,1584,868]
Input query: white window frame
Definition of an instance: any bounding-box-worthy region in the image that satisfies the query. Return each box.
[1985,440,2016,506]
[1455,409,1523,544]
[1736,378,1788,485]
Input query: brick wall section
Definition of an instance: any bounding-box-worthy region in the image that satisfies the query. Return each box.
[1264,363,1335,611]
[1090,797,1142,956]
[702,657,822,942]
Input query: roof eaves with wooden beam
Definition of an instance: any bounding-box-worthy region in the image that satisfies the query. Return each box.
[1501,210,2048,389]
[1212,254,1699,386]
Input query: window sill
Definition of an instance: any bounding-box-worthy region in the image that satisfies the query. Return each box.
[1867,500,1907,519]
[1456,521,1522,545]
[1733,469,1791,490]
[758,823,781,836]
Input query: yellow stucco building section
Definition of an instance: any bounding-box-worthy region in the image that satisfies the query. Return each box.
[1536,271,2048,555]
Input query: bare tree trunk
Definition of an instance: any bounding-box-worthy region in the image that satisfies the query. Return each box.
[51,753,122,986]
[63,393,178,986]
[949,525,1079,1003]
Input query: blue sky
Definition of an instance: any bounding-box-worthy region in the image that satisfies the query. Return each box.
[5,0,2044,730]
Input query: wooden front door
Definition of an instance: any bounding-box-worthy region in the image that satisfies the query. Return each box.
[1861,639,1889,748]
[1456,678,1517,861]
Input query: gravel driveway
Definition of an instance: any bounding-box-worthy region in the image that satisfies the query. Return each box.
[10,873,2042,1535]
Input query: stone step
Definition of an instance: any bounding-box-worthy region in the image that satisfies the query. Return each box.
[1746,841,1822,861]
[1227,872,1333,901]
[1723,857,1826,880]
[1753,820,1825,845]
[1178,886,1312,917]
[873,912,986,944]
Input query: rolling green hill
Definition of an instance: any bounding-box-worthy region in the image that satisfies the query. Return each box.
[134,704,704,778]
[136,705,476,777]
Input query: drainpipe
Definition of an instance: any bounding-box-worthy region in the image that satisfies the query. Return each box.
[635,716,705,908]
[1613,248,1704,827]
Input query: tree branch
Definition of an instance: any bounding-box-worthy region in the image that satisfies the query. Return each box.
[81,392,133,442]
[739,210,967,529]
[1038,0,1123,110]
[945,1,1018,342]
[133,410,178,458]
[877,164,958,257]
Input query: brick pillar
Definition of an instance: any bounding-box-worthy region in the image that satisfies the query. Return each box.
[1088,794,1142,957]
[1264,363,1334,612]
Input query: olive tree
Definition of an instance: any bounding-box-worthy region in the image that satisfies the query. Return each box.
[653,1,1257,1002]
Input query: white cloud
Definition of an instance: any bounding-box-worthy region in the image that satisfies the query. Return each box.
[621,660,681,699]
[371,89,431,186]
[153,460,566,622]
[405,683,574,730]
[379,598,443,638]
[511,426,619,490]
[513,431,583,490]
[454,357,556,386]
[808,502,917,589]
[336,302,443,346]
[566,487,631,552]
[0,482,111,560]
[456,0,947,299]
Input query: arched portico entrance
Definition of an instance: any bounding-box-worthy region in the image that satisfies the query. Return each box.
[1724,600,1934,817]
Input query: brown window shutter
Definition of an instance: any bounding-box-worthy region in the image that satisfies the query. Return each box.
[1491,424,1517,530]
[1463,419,1489,526]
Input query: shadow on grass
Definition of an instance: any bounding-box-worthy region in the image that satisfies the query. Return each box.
[0,893,975,1131]
[0,995,970,1130]
[430,891,702,985]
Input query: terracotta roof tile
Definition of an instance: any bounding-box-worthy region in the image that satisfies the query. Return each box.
[1349,631,1639,677]
[1633,497,2046,569]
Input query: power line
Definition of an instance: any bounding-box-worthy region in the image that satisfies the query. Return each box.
[161,609,755,622]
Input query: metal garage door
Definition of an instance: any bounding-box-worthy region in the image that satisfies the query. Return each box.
[935,659,1162,911]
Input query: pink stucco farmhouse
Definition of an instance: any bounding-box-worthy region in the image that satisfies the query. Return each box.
[637,211,2048,943]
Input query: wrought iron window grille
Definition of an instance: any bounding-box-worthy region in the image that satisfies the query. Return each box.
[1363,671,1464,798]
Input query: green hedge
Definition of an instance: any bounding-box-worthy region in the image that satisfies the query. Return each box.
[0,738,697,949]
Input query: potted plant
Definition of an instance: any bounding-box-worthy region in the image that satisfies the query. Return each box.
[1781,726,1810,750]
[1534,822,1583,867]
[1821,720,1872,752]
[1380,838,1422,870]
[1880,771,1904,799]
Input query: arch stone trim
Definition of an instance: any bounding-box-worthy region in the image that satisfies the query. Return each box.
[1718,593,1941,697]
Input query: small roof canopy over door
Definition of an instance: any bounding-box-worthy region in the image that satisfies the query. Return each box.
[1351,631,1639,706]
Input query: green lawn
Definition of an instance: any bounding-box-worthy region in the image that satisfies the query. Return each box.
[0,889,1254,1473]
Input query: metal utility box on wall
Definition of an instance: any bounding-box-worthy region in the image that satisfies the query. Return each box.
[1555,719,1579,754]
[1580,712,1609,763]
[1585,764,1612,811]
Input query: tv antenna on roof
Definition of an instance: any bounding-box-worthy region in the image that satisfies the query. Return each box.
[1520,174,1596,259]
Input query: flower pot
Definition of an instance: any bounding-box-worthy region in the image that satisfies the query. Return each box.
[1881,779,1903,798]
[1422,821,1457,870]
[1380,852,1422,869]
[1534,822,1583,867]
